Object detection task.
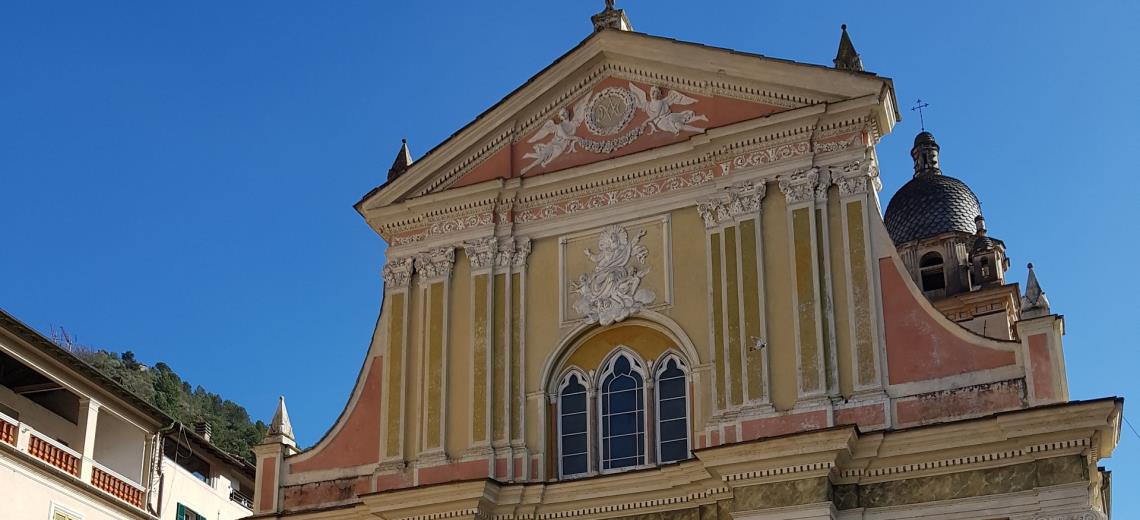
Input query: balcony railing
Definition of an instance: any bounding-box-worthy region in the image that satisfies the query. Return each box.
[28,431,81,477]
[230,489,253,509]
[92,461,146,508]
[0,410,146,511]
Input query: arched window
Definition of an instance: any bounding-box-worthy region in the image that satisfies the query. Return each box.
[920,252,945,291]
[558,373,589,477]
[598,353,646,471]
[655,357,689,464]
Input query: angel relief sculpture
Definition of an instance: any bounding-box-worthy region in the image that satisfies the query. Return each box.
[570,225,656,326]
[522,96,591,174]
[629,83,708,135]
[522,83,708,174]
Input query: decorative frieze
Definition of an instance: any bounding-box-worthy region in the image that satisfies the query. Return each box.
[382,257,415,289]
[414,247,456,281]
[778,167,820,205]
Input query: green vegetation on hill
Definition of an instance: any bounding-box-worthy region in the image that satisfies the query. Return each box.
[74,349,266,464]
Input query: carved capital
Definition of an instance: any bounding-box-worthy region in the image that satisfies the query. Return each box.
[382,257,415,289]
[778,167,820,205]
[727,181,766,217]
[414,247,455,282]
[814,168,831,203]
[1033,512,1105,520]
[463,237,498,270]
[696,199,730,229]
[494,236,532,269]
[832,160,876,197]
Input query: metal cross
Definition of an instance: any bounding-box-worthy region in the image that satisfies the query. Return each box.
[911,99,930,131]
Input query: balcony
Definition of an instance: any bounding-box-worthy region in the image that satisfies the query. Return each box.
[0,410,146,510]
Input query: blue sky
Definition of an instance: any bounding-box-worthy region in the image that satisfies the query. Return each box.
[2,0,1137,511]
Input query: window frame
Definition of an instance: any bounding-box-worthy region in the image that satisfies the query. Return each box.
[556,369,592,479]
[653,353,691,465]
[595,349,650,474]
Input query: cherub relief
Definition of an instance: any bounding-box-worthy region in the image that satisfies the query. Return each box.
[629,83,708,135]
[522,96,591,174]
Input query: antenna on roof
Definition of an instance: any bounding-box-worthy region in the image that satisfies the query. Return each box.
[911,99,930,131]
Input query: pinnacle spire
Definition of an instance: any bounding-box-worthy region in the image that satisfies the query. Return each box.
[591,0,632,32]
[1021,263,1052,318]
[833,24,863,72]
[265,395,296,446]
[387,138,413,182]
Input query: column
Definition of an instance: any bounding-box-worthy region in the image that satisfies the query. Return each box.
[778,168,828,402]
[380,257,413,465]
[833,160,884,395]
[414,247,455,462]
[697,181,772,413]
[76,398,100,482]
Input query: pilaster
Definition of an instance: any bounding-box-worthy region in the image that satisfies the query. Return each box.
[381,257,413,466]
[76,398,100,482]
[697,181,772,415]
[833,160,885,396]
[778,168,829,403]
[414,247,456,462]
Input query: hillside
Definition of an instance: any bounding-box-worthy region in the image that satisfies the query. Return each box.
[72,348,267,464]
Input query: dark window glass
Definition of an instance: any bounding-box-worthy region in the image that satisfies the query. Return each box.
[601,355,645,470]
[656,358,689,464]
[560,374,589,476]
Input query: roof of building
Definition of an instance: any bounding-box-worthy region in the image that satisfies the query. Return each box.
[884,173,982,244]
[884,131,983,245]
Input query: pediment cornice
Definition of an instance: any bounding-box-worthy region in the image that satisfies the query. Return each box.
[359,30,896,213]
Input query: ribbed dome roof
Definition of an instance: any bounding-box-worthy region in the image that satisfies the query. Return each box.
[884,172,982,245]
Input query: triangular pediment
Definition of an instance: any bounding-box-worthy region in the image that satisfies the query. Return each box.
[358,29,894,211]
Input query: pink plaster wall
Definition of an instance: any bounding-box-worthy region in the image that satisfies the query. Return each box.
[1029,334,1057,401]
[740,410,829,441]
[879,258,1016,384]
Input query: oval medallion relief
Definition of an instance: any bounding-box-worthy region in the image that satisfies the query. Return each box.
[586,87,636,136]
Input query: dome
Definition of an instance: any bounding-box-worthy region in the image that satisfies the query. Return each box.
[884,173,982,245]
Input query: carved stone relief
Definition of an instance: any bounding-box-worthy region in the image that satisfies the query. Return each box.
[778,167,820,205]
[523,83,707,174]
[382,257,415,289]
[414,247,456,281]
[569,224,656,326]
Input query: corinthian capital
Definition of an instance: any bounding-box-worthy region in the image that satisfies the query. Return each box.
[382,257,415,289]
[727,181,766,217]
[462,237,498,270]
[778,167,820,205]
[494,236,532,269]
[832,160,876,197]
[414,247,456,282]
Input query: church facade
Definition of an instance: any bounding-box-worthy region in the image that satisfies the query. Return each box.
[251,6,1120,520]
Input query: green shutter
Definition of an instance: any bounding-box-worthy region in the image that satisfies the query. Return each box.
[176,504,186,520]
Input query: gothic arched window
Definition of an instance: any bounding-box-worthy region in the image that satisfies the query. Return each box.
[655,356,689,464]
[599,353,646,471]
[558,373,589,477]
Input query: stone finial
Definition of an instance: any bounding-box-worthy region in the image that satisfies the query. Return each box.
[387,139,413,181]
[833,24,863,72]
[591,0,633,32]
[264,396,297,448]
[1021,263,1052,319]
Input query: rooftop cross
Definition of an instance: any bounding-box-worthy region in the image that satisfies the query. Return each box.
[911,99,930,131]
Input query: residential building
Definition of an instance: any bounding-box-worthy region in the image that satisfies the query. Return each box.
[0,310,255,520]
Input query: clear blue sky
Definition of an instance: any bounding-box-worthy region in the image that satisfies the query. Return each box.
[3,0,1137,511]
